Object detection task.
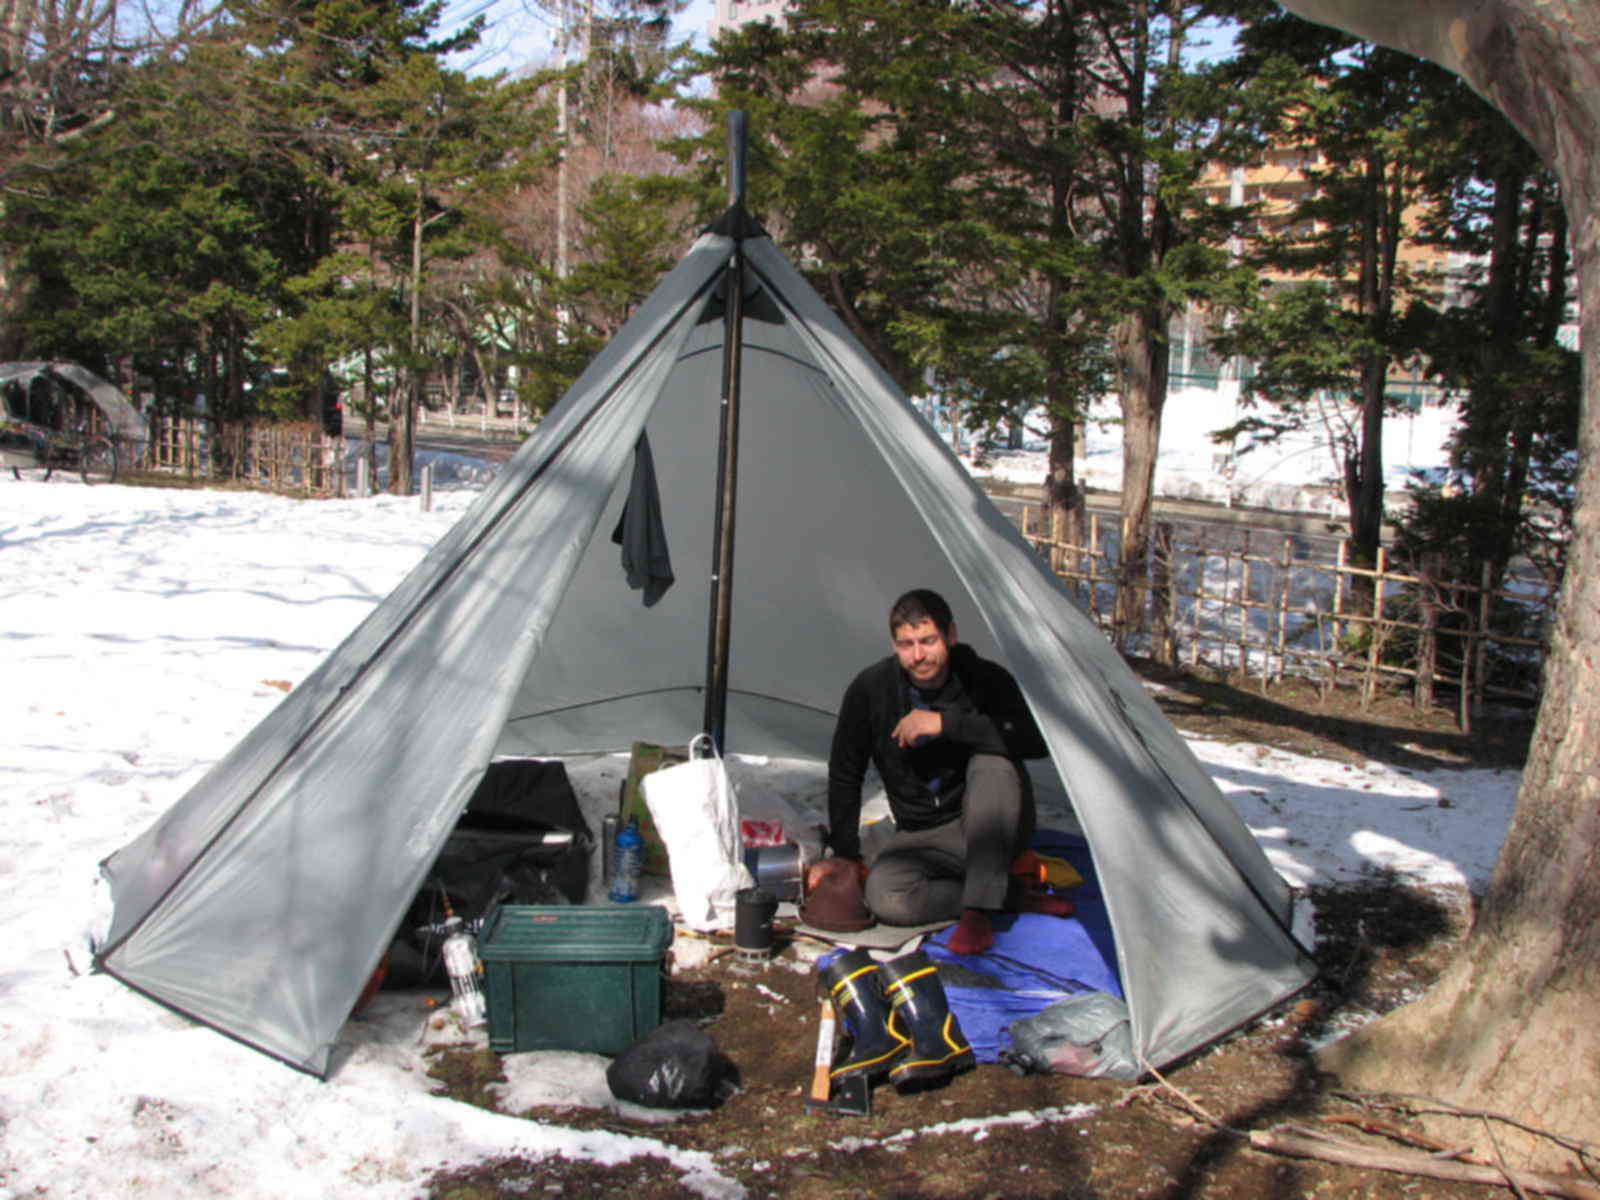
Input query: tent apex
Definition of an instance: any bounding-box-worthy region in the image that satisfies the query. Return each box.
[703,204,767,242]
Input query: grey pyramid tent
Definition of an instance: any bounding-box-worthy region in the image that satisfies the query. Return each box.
[96,204,1314,1079]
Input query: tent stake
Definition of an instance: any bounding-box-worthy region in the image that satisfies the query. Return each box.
[703,111,749,753]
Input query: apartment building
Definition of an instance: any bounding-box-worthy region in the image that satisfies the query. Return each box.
[708,0,792,40]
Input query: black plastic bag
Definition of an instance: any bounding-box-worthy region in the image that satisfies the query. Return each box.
[605,1020,737,1109]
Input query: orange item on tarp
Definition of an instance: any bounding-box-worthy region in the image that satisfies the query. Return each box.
[1010,850,1085,891]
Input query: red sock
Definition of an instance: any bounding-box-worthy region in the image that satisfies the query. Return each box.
[1020,892,1075,919]
[1009,850,1042,879]
[947,907,995,956]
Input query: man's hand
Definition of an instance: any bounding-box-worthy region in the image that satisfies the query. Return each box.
[806,856,868,895]
[891,708,943,748]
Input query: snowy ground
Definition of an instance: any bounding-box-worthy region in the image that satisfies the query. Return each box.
[944,384,1456,515]
[0,462,1516,1199]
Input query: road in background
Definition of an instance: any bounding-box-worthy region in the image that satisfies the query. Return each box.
[400,421,1366,567]
[415,427,523,465]
[984,481,1365,566]
[355,413,526,466]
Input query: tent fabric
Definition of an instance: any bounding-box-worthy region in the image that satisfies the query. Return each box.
[97,221,1313,1078]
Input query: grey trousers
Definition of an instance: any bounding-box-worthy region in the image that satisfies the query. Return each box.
[863,754,1035,925]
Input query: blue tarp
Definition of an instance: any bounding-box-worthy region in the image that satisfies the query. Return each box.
[927,832,1122,1063]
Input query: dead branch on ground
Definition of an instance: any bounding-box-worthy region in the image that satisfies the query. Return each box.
[1134,1060,1600,1198]
[1334,1089,1600,1170]
[1250,1128,1600,1200]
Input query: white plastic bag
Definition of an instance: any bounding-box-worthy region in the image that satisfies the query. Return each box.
[642,734,754,930]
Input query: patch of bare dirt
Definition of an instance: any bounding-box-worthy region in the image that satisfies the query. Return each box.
[420,678,1540,1199]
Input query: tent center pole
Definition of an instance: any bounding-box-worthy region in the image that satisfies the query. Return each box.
[703,112,749,753]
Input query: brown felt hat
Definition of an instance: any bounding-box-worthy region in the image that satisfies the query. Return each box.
[799,858,874,932]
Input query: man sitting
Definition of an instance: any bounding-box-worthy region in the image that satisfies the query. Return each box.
[825,588,1068,955]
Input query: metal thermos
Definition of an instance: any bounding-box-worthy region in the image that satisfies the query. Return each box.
[742,842,804,901]
[601,814,619,887]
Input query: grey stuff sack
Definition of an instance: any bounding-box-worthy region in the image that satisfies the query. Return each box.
[1000,991,1139,1080]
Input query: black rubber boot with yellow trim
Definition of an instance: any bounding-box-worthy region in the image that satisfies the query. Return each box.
[820,949,909,1083]
[880,951,975,1089]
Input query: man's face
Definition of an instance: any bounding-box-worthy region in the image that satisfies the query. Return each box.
[893,618,956,690]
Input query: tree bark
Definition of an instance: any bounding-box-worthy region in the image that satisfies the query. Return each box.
[1472,160,1533,586]
[1040,21,1089,577]
[391,190,425,497]
[1345,351,1385,568]
[362,344,378,492]
[1109,0,1180,638]
[1044,412,1086,575]
[1279,0,1600,1170]
[1344,152,1391,582]
[1115,304,1169,634]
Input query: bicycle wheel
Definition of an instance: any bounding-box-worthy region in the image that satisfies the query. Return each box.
[6,433,51,481]
[79,437,118,484]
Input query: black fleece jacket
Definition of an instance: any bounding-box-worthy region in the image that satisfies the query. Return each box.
[826,642,1047,860]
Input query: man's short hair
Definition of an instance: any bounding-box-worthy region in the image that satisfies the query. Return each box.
[889,589,954,638]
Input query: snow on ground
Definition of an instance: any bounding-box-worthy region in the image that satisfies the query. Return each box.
[948,385,1454,515]
[0,460,1516,1199]
[1190,739,1516,890]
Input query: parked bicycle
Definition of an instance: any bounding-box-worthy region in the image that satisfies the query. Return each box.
[2,421,119,484]
[1,360,141,485]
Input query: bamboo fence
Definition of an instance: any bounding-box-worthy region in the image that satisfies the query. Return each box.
[143,417,346,498]
[1020,507,1552,731]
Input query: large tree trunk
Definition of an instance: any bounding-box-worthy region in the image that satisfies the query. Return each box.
[1343,152,1391,582]
[1318,316,1600,1168]
[1044,410,1086,578]
[1043,261,1088,578]
[1114,305,1169,636]
[1471,160,1533,585]
[391,196,425,497]
[1486,181,1568,591]
[1107,2,1167,640]
[1041,99,1089,581]
[1343,352,1386,569]
[1279,0,1600,1170]
[362,345,378,493]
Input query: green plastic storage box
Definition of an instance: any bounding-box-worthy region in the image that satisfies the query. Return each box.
[479,904,674,1055]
